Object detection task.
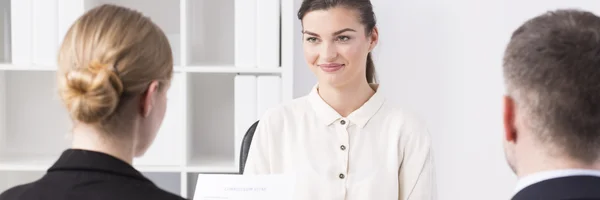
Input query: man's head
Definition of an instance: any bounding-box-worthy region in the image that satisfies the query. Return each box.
[503,9,600,176]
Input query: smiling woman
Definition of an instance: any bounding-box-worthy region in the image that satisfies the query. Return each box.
[300,1,377,86]
[242,0,436,200]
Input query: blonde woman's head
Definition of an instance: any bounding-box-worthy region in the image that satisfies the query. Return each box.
[57,4,173,156]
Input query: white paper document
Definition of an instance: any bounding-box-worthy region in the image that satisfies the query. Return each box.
[193,174,295,200]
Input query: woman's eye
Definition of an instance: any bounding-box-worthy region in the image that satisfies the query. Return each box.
[337,36,350,42]
[306,37,318,43]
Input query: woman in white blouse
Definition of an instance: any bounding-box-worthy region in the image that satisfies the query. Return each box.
[244,0,436,199]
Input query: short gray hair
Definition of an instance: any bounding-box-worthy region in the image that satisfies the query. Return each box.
[503,9,600,163]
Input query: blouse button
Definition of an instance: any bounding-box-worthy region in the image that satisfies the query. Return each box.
[340,120,346,125]
[339,173,345,179]
[340,145,346,150]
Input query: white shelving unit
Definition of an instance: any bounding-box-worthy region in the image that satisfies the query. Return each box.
[0,0,296,198]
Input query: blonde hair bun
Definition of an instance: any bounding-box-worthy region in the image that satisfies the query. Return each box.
[59,61,124,124]
[57,4,173,128]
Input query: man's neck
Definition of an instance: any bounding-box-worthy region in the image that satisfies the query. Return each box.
[517,151,600,178]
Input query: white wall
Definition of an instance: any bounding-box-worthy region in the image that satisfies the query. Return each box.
[291,0,600,199]
[371,1,514,199]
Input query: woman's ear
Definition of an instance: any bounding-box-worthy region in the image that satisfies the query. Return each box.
[369,27,379,52]
[140,81,160,117]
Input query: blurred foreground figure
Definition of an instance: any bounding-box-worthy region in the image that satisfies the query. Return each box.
[0,4,186,200]
[501,8,600,200]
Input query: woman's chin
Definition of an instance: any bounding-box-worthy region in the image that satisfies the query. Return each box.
[318,75,349,88]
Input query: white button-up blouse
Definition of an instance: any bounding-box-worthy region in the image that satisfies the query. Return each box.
[244,85,436,200]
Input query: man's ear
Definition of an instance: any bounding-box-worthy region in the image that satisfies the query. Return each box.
[503,95,518,143]
[140,81,160,117]
[369,27,379,52]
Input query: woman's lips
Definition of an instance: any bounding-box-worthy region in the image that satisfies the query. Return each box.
[319,63,344,72]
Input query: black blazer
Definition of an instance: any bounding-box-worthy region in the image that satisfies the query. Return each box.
[0,149,187,200]
[512,175,600,200]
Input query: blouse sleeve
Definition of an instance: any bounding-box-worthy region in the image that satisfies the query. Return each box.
[398,118,437,200]
[242,109,274,174]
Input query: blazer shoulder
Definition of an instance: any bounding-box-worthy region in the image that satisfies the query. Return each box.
[86,181,187,200]
[0,183,34,200]
[512,176,600,200]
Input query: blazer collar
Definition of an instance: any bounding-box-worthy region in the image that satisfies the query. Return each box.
[48,149,152,183]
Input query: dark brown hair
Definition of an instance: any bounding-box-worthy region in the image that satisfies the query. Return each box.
[503,9,600,163]
[298,0,377,83]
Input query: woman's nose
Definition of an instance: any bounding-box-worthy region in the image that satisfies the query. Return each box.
[320,43,338,61]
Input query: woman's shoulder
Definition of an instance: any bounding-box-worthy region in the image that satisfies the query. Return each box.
[260,95,312,121]
[379,100,425,122]
[377,101,431,137]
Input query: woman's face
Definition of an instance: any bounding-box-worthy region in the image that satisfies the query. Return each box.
[302,6,377,88]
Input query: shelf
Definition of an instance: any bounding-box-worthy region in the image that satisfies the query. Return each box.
[183,66,282,74]
[86,0,181,66]
[0,155,186,173]
[0,71,186,169]
[0,155,57,172]
[142,172,182,195]
[186,156,238,173]
[0,64,57,71]
[0,64,283,74]
[187,0,234,66]
[0,171,44,192]
[187,173,199,199]
[132,72,186,167]
[0,71,72,159]
[134,166,184,173]
[187,73,238,173]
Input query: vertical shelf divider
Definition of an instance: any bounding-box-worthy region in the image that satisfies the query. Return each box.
[178,71,189,198]
[232,0,258,174]
[57,0,84,51]
[180,0,188,69]
[234,0,257,68]
[256,0,280,69]
[0,0,6,154]
[0,71,5,156]
[10,0,32,65]
[179,0,189,198]
[257,76,281,118]
[280,0,295,102]
[180,171,189,198]
[179,0,191,198]
[32,0,58,67]
[234,75,257,170]
[1,0,10,62]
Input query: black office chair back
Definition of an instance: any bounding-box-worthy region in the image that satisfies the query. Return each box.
[239,120,259,174]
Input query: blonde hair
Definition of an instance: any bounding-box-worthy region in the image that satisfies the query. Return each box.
[57,4,173,130]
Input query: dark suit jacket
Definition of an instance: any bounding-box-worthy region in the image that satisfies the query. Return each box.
[512,175,600,200]
[0,149,187,200]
